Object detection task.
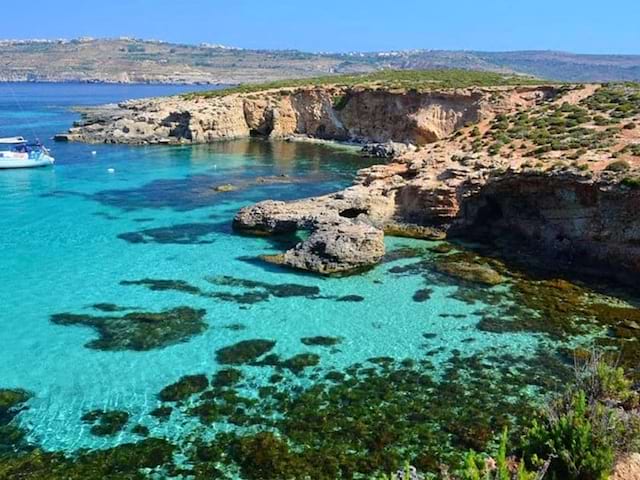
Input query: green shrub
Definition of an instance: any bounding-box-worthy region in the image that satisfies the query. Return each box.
[522,353,640,480]
[488,143,503,156]
[332,94,350,111]
[605,160,631,172]
[622,176,640,188]
[463,429,538,480]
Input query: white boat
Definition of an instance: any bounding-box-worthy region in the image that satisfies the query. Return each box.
[0,137,55,169]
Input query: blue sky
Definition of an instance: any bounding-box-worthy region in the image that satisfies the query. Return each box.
[5,0,640,54]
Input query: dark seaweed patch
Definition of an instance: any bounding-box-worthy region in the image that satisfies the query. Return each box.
[301,336,343,347]
[280,353,321,374]
[215,339,277,365]
[211,368,244,388]
[150,406,173,421]
[205,275,321,305]
[91,303,129,313]
[132,425,150,437]
[0,388,32,452]
[173,349,571,479]
[92,175,226,211]
[0,438,175,477]
[209,291,270,305]
[159,375,209,402]
[81,410,130,437]
[223,323,247,331]
[117,222,220,245]
[337,295,365,302]
[121,275,323,306]
[50,307,207,351]
[120,279,202,295]
[412,288,433,302]
[207,276,320,298]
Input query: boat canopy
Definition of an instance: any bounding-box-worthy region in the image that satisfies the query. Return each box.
[0,137,26,145]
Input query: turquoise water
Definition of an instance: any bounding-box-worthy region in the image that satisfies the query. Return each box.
[1,84,558,458]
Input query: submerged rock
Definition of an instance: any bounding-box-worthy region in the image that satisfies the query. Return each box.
[337,294,365,302]
[132,424,150,437]
[212,368,244,388]
[215,339,277,365]
[81,409,130,437]
[0,438,176,478]
[207,275,320,300]
[413,288,434,302]
[0,389,32,454]
[120,278,202,295]
[159,374,209,402]
[0,389,31,418]
[280,353,321,374]
[50,307,207,351]
[435,259,504,286]
[150,406,173,421]
[301,336,343,347]
[91,303,129,312]
[117,222,219,244]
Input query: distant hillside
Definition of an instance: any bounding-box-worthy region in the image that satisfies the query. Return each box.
[0,38,639,84]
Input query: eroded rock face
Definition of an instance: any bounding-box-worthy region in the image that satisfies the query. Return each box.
[278,221,385,275]
[453,172,640,280]
[55,85,544,145]
[232,180,393,274]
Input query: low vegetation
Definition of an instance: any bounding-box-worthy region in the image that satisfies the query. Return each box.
[522,352,640,480]
[466,83,640,164]
[184,69,545,99]
[377,351,639,480]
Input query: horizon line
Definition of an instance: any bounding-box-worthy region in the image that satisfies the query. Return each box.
[1,37,639,58]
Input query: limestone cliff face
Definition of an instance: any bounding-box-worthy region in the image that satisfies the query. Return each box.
[337,89,484,144]
[453,173,640,277]
[56,86,553,145]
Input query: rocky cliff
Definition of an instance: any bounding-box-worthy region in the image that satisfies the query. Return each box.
[229,83,640,278]
[233,154,640,280]
[58,81,640,278]
[55,85,554,146]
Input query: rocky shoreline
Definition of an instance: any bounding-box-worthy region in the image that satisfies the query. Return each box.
[56,81,640,279]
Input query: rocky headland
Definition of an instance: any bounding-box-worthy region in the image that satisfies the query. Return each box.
[57,73,640,279]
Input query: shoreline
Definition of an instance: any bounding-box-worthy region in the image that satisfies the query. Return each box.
[53,76,640,282]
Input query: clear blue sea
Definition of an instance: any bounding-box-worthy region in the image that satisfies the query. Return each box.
[0,84,582,457]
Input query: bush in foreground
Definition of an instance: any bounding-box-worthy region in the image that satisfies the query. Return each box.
[378,351,639,480]
[522,352,640,480]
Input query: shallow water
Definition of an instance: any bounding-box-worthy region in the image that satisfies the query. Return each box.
[0,84,618,471]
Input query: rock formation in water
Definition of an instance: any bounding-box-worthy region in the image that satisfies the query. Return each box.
[58,81,640,278]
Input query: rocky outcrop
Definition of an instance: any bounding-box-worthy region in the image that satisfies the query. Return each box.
[55,85,556,146]
[234,148,640,279]
[57,81,640,280]
[233,187,393,274]
[263,221,385,275]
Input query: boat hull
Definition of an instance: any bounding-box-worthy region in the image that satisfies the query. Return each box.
[0,155,55,169]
